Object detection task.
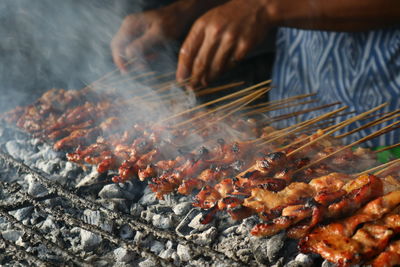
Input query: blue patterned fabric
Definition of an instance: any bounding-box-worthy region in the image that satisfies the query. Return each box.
[271,28,400,146]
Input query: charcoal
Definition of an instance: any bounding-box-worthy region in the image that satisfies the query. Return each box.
[25,173,48,197]
[321,260,337,267]
[5,140,24,159]
[267,232,286,263]
[80,229,102,251]
[159,248,175,260]
[140,210,154,222]
[150,240,164,254]
[175,208,202,237]
[98,198,130,213]
[177,244,193,262]
[188,212,214,233]
[152,214,174,230]
[251,236,269,265]
[187,227,217,246]
[99,184,137,200]
[82,209,113,232]
[172,201,192,216]
[40,217,58,231]
[221,225,238,237]
[1,229,23,242]
[138,187,158,206]
[130,203,144,217]
[148,204,173,214]
[119,224,134,240]
[113,247,135,263]
[138,259,157,267]
[10,206,33,221]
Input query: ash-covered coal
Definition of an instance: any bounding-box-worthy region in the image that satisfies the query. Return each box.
[0,120,319,267]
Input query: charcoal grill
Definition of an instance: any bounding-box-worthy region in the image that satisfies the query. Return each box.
[0,121,273,267]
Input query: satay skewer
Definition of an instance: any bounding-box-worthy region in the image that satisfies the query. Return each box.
[174,87,272,129]
[356,158,400,177]
[157,79,272,124]
[191,88,270,134]
[286,103,388,157]
[335,109,400,138]
[375,142,400,153]
[254,105,348,145]
[293,119,400,174]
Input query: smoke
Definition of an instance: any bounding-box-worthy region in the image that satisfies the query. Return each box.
[0,0,163,113]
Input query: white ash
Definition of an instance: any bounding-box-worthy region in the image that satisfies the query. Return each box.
[0,124,317,266]
[172,201,192,216]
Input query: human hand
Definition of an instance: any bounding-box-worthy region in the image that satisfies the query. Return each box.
[111,5,188,73]
[176,0,273,88]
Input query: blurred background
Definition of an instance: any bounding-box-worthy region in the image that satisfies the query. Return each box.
[0,0,274,113]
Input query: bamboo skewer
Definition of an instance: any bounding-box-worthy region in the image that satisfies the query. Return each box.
[191,88,270,134]
[375,142,400,153]
[82,57,138,91]
[173,87,272,129]
[256,106,348,146]
[157,80,272,124]
[356,158,400,177]
[293,119,400,174]
[286,103,388,157]
[265,102,342,124]
[335,109,400,138]
[244,99,319,116]
[374,159,400,176]
[243,93,317,111]
[195,81,245,97]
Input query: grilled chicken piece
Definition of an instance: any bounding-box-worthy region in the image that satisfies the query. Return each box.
[250,174,384,238]
[371,240,400,267]
[299,191,400,266]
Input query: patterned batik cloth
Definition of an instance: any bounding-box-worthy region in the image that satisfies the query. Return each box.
[270,28,400,146]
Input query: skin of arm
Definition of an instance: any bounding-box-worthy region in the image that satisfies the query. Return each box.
[176,0,400,87]
[111,0,227,72]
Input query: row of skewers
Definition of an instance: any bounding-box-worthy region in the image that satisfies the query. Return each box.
[4,69,400,266]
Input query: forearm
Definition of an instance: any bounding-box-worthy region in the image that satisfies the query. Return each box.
[164,0,229,26]
[265,0,400,31]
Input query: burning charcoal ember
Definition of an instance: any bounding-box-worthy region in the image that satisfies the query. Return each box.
[250,236,269,265]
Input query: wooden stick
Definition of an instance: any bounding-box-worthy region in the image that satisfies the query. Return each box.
[244,93,317,111]
[195,81,245,97]
[244,99,319,116]
[173,87,271,128]
[82,57,138,91]
[375,142,400,153]
[374,159,400,176]
[256,106,348,146]
[287,103,388,157]
[356,158,400,177]
[157,79,272,124]
[293,119,400,174]
[335,109,400,138]
[191,88,270,134]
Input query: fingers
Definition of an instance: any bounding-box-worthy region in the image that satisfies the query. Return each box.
[176,23,205,84]
[111,32,129,73]
[206,33,237,83]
